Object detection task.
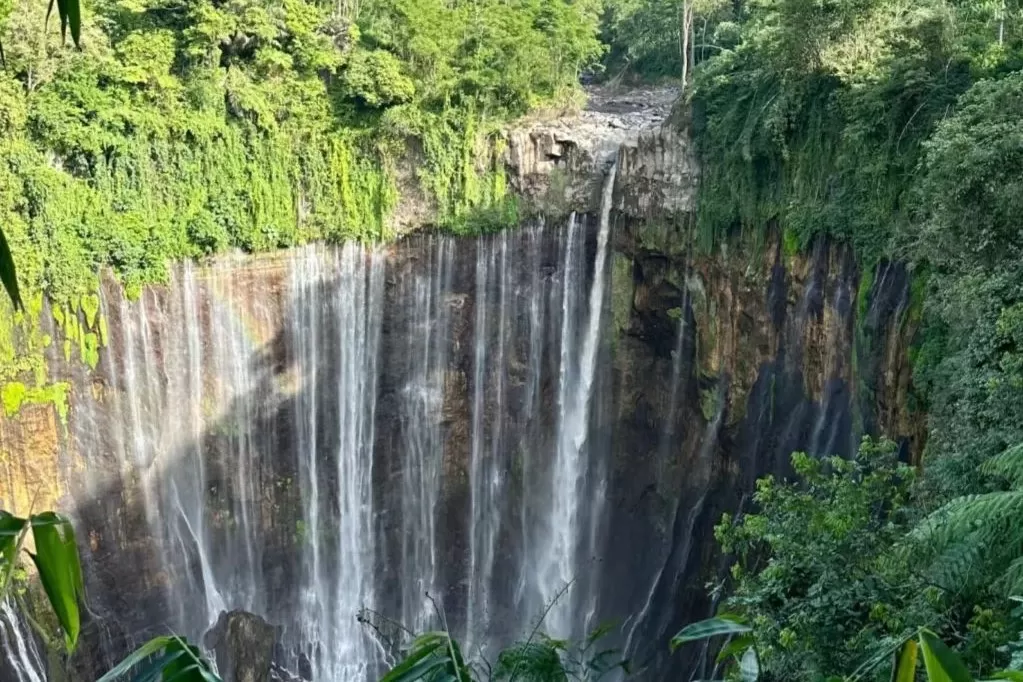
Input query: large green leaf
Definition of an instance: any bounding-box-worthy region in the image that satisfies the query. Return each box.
[97,636,178,682]
[381,631,476,682]
[0,228,22,312]
[29,512,83,652]
[715,634,754,664]
[671,616,752,651]
[891,638,918,682]
[97,635,221,682]
[381,635,449,682]
[385,655,449,682]
[141,638,220,682]
[64,0,81,46]
[739,647,759,682]
[919,630,973,682]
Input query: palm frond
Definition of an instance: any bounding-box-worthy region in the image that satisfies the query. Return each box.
[926,532,988,592]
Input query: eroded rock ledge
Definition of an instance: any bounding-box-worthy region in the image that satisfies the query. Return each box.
[503,85,696,218]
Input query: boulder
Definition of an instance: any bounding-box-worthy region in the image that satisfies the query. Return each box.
[204,610,278,682]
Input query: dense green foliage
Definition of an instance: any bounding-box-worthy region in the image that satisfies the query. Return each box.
[913,444,1023,604]
[690,0,1004,256]
[713,440,929,680]
[911,70,1023,502]
[711,440,1023,680]
[0,0,603,310]
[599,0,1023,679]
[379,625,624,682]
[670,613,980,682]
[0,0,605,392]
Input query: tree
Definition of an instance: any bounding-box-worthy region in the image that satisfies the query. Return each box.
[602,0,732,80]
[712,439,927,680]
[1,510,84,652]
[0,0,83,311]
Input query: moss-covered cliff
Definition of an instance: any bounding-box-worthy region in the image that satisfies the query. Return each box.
[0,87,923,682]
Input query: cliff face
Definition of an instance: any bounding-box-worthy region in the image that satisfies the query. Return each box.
[0,91,921,682]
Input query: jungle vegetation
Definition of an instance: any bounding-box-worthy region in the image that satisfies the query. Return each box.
[3,0,1023,681]
[650,0,1023,679]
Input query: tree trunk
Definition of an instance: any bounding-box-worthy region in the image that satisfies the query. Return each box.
[680,0,695,91]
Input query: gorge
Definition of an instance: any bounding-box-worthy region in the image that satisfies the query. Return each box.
[0,90,921,682]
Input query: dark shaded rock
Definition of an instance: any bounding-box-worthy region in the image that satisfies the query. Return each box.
[204,610,278,682]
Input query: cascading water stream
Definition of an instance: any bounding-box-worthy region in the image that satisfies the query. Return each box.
[291,244,385,682]
[467,235,505,649]
[539,162,617,638]
[64,197,620,681]
[396,237,453,635]
[0,600,44,682]
[0,150,893,682]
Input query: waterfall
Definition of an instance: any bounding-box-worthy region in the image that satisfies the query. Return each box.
[466,234,505,649]
[395,236,453,635]
[290,244,385,681]
[68,202,619,679]
[1,600,44,682]
[538,163,617,638]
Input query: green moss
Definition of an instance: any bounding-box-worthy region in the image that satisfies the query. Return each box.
[857,265,876,323]
[852,265,879,443]
[782,227,801,259]
[80,294,100,330]
[704,301,719,358]
[700,386,720,421]
[611,253,635,339]
[907,270,928,327]
[2,382,26,415]
[83,333,100,370]
[98,313,109,346]
[2,381,70,424]
[0,299,54,384]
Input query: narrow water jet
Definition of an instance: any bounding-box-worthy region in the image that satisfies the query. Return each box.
[539,163,617,638]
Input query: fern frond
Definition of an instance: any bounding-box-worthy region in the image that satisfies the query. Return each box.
[912,489,1023,595]
[994,555,1023,596]
[494,637,569,682]
[926,532,988,592]
[982,444,1023,486]
[912,491,1023,548]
